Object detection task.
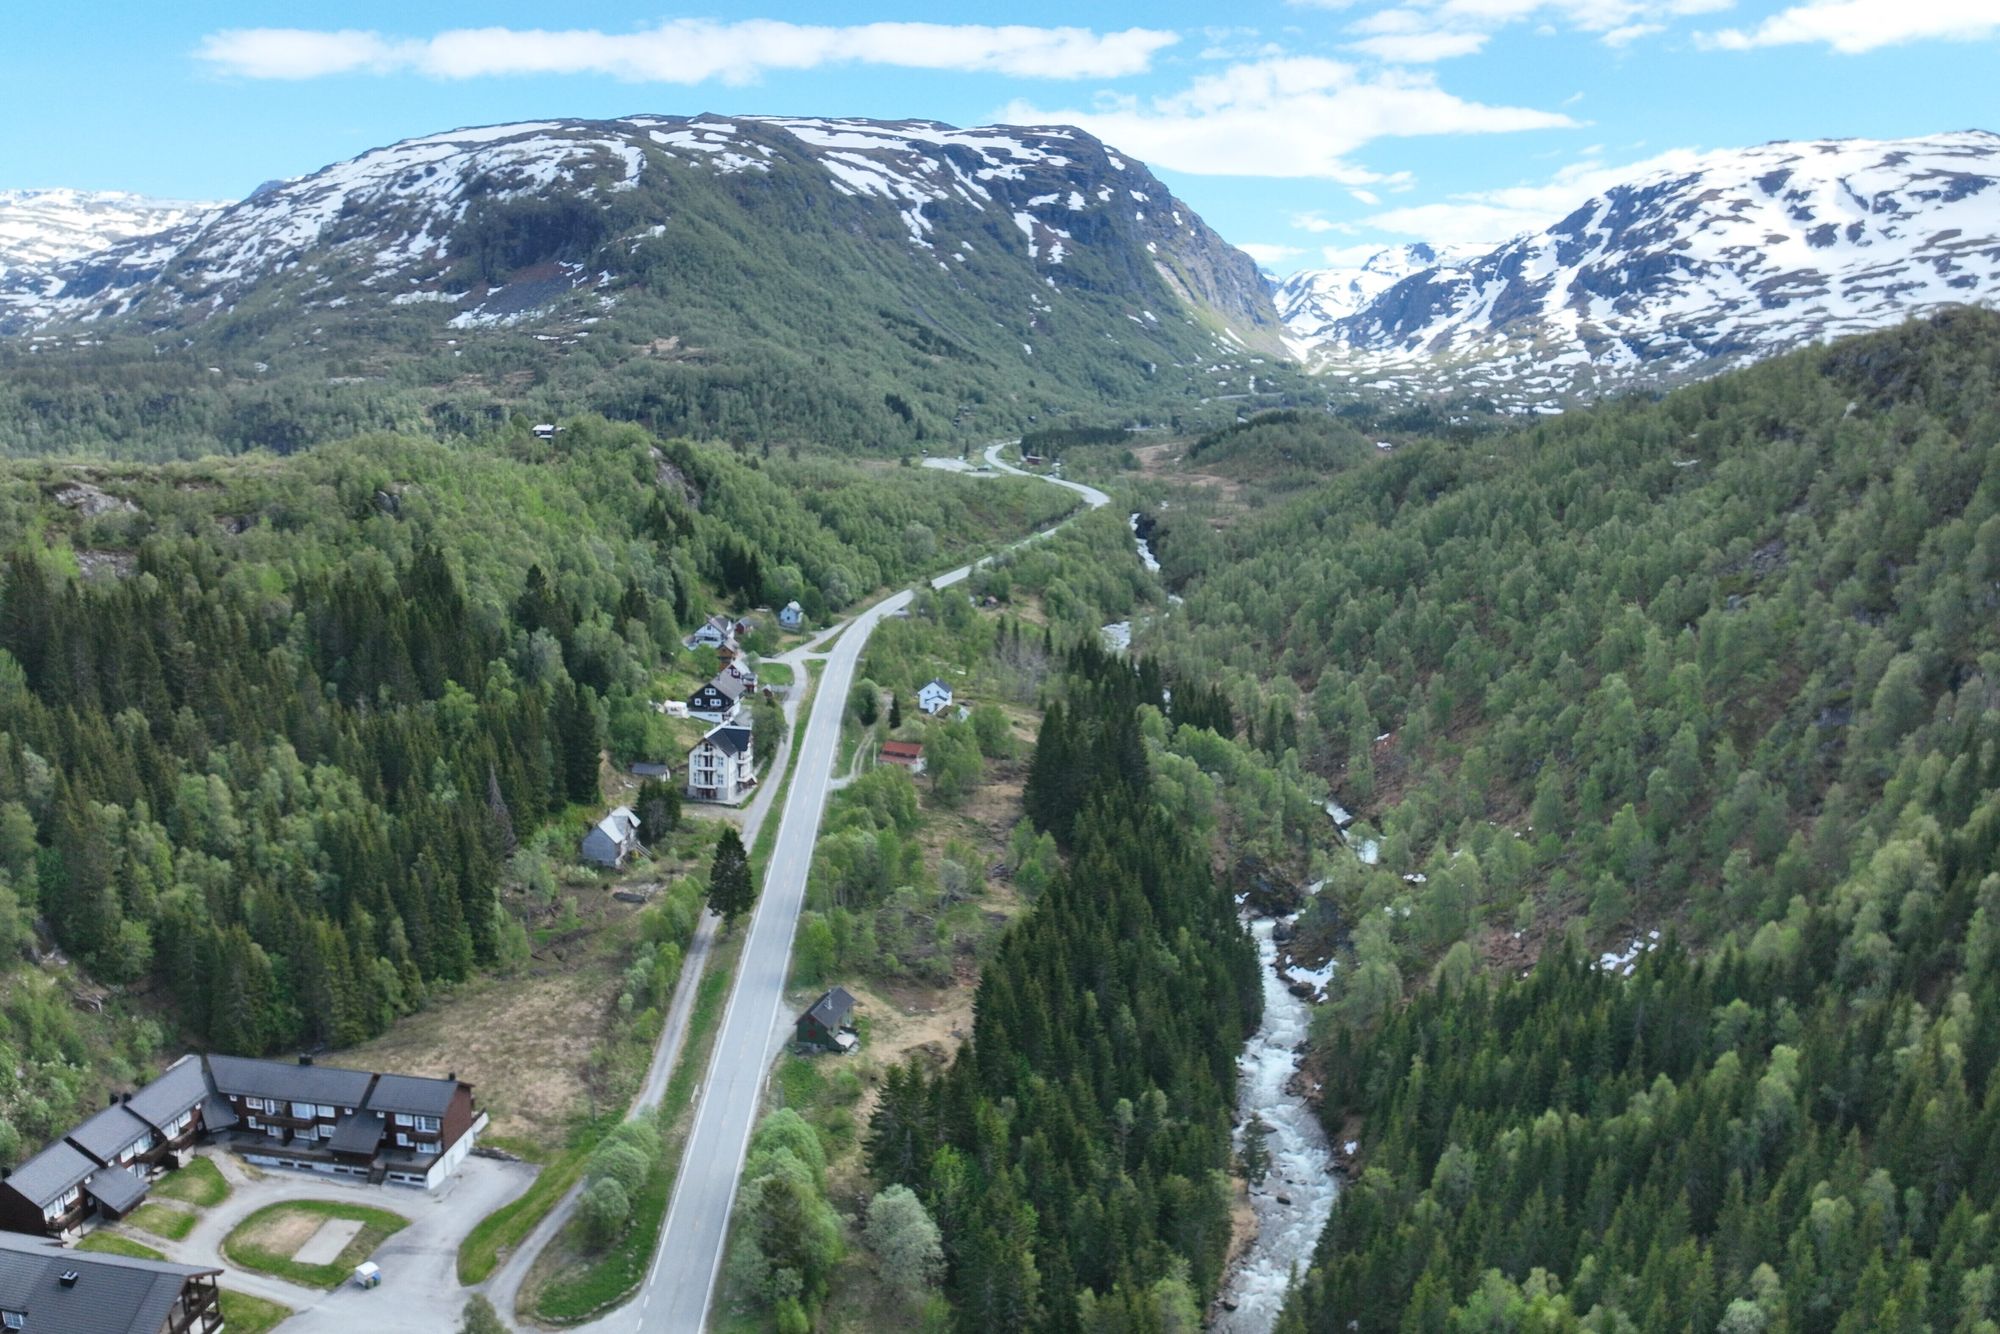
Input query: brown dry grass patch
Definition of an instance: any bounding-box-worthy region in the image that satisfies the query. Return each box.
[334,943,625,1144]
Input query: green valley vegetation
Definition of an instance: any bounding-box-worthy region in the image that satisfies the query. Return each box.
[1129,308,2000,1328]
[0,416,1071,1155]
[865,638,1261,1329]
[0,118,1303,463]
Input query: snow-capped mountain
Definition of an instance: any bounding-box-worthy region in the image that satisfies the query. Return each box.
[1274,243,1482,350]
[0,116,1280,357]
[1287,131,2000,408]
[0,189,220,282]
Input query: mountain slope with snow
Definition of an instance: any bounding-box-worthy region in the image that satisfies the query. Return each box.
[0,189,220,281]
[1,116,1279,352]
[1285,131,2000,408]
[0,115,1290,451]
[1274,243,1483,351]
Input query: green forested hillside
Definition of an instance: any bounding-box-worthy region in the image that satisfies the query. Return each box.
[0,418,1069,1162]
[867,640,1261,1331]
[1132,309,2000,1328]
[0,117,1303,461]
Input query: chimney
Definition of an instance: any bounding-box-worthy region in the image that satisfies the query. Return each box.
[108,1092,118,1107]
[446,1073,455,1083]
[59,1270,79,1288]
[298,1055,314,1066]
[122,1093,131,1104]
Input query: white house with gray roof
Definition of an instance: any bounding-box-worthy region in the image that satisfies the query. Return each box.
[686,723,755,804]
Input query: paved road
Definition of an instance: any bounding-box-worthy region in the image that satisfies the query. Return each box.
[116,1146,534,1333]
[638,441,1106,1331]
[484,673,814,1329]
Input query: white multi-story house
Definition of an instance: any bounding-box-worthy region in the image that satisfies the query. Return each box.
[918,679,954,716]
[686,723,755,803]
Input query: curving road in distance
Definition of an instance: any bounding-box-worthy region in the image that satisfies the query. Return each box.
[637,441,1106,1331]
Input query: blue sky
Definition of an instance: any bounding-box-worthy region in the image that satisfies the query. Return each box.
[4,1,1996,272]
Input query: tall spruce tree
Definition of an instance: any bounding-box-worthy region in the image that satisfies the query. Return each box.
[707,827,755,928]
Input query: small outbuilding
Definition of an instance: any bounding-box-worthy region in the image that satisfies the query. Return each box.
[796,987,858,1052]
[879,740,926,775]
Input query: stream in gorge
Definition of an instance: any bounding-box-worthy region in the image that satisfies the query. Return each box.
[1212,916,1339,1331]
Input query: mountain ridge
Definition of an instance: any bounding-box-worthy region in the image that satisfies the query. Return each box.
[0,114,1296,455]
[1279,129,2000,409]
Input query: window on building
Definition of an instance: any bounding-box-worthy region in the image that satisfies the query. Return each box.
[414,1116,441,1133]
[291,1101,315,1119]
[394,1114,413,1127]
[319,1124,335,1139]
[5,1308,26,1329]
[244,1097,265,1112]
[395,1133,411,1148]
[318,1104,336,1118]
[246,1115,260,1129]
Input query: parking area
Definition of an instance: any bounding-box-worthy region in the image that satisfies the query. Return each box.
[89,1148,534,1330]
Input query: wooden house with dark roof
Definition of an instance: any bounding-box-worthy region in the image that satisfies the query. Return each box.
[796,987,858,1052]
[121,1056,211,1163]
[0,1052,486,1237]
[203,1055,481,1189]
[0,1231,221,1333]
[66,1102,159,1176]
[0,1142,98,1237]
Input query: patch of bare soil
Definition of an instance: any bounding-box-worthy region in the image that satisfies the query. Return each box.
[237,1207,322,1257]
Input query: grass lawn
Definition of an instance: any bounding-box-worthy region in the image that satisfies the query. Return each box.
[77,1232,166,1260]
[219,1289,293,1334]
[524,940,742,1323]
[457,1144,590,1285]
[754,661,794,687]
[126,1202,198,1240]
[223,1200,408,1289]
[151,1155,230,1207]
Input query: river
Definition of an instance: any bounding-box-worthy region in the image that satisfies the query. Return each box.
[1212,916,1339,1331]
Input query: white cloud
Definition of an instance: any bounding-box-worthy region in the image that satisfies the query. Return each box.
[1704,0,1999,53]
[1334,0,1732,62]
[196,20,1180,83]
[1349,188,1383,204]
[1364,145,1707,244]
[1320,242,1390,265]
[1603,21,1666,44]
[1005,56,1573,180]
[1239,242,1309,266]
[1291,211,1345,232]
[1348,30,1493,60]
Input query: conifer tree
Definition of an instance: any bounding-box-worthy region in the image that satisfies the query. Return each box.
[707,827,755,928]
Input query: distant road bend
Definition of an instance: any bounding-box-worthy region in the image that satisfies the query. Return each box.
[639,441,1106,1331]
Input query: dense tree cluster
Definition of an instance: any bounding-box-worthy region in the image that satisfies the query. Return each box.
[0,417,1071,1104]
[867,642,1261,1330]
[1134,311,2000,1327]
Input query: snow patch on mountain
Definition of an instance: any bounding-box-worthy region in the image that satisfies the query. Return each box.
[0,189,221,280]
[1276,243,1483,339]
[1286,131,2000,407]
[0,115,1284,358]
